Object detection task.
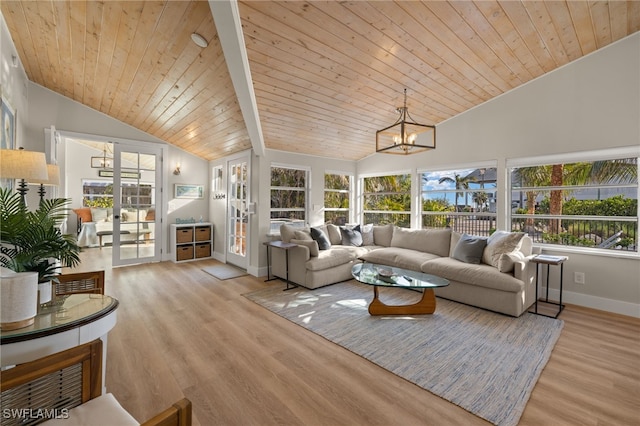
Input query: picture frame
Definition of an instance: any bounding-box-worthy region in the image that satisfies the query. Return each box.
[175,183,204,199]
[1,96,16,150]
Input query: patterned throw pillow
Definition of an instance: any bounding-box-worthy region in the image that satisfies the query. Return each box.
[361,224,374,246]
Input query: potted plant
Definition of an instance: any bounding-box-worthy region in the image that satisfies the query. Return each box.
[0,187,81,329]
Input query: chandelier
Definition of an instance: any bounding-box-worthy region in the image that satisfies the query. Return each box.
[376,89,436,155]
[91,145,113,169]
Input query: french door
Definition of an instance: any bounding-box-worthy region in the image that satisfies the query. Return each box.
[226,153,250,269]
[112,143,162,266]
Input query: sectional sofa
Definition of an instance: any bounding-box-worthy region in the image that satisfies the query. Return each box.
[270,223,538,317]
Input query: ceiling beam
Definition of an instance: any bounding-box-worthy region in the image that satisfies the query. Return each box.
[208,0,265,157]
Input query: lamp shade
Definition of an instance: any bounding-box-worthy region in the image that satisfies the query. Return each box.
[0,149,48,181]
[29,164,60,186]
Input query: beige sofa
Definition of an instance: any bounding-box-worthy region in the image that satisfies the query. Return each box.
[271,223,538,317]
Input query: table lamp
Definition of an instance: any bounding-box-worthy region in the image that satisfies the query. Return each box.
[0,148,48,205]
[29,164,60,203]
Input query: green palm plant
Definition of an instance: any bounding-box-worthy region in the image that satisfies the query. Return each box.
[0,187,80,283]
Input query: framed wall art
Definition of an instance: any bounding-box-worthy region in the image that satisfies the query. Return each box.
[175,184,204,199]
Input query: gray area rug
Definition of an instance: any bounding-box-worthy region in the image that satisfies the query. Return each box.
[245,281,564,426]
[202,264,247,280]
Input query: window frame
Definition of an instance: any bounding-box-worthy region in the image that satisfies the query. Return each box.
[507,147,639,257]
[360,171,412,228]
[269,164,310,229]
[323,171,353,225]
[419,162,498,235]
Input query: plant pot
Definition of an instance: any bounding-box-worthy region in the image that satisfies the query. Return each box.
[0,269,38,331]
[38,280,52,304]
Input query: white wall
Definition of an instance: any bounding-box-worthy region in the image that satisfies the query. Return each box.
[358,33,640,317]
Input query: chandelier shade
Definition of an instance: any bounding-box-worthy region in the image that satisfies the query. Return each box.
[376,89,436,155]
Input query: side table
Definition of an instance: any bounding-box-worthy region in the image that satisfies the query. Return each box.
[263,241,298,290]
[529,254,568,318]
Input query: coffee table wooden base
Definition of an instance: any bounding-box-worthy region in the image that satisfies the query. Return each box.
[368,286,436,315]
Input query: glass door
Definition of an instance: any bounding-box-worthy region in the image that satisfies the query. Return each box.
[112,143,162,266]
[226,154,250,269]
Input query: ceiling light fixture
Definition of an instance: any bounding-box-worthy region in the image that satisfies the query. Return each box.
[376,89,436,155]
[91,145,113,169]
[191,33,208,48]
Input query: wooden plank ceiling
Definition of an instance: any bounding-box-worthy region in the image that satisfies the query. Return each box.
[2,1,639,162]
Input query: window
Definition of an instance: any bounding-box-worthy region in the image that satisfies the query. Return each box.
[362,174,411,227]
[420,167,497,235]
[324,173,351,225]
[509,154,638,253]
[82,179,153,209]
[270,166,308,232]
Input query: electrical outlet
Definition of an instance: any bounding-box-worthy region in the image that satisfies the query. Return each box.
[574,272,585,284]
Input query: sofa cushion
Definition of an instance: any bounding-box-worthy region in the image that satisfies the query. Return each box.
[311,227,332,250]
[498,251,525,273]
[452,233,487,264]
[90,208,108,223]
[306,248,357,271]
[294,230,313,240]
[280,223,308,243]
[291,238,319,257]
[421,257,524,293]
[373,224,394,247]
[482,231,526,267]
[323,224,343,246]
[361,224,374,246]
[390,227,451,257]
[340,225,363,246]
[359,247,441,271]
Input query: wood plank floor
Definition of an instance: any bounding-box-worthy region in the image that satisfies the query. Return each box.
[66,249,640,425]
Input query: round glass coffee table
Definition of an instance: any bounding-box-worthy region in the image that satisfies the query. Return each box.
[352,263,449,315]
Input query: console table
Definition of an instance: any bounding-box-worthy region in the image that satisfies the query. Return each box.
[1,294,119,394]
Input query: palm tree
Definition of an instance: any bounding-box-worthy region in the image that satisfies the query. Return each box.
[472,191,488,212]
[437,173,476,212]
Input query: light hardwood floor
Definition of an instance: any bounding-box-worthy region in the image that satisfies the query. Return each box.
[66,249,640,425]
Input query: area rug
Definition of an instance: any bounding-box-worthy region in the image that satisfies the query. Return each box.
[245,281,564,426]
[202,264,247,280]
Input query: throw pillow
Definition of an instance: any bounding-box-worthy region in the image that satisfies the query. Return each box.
[294,230,313,241]
[452,234,487,264]
[73,208,93,223]
[291,238,319,257]
[361,224,374,246]
[90,208,108,223]
[145,208,155,221]
[498,251,525,273]
[482,231,526,268]
[340,225,363,247]
[311,227,332,250]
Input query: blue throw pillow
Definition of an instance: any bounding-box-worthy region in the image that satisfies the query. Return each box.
[311,227,332,250]
[340,224,363,247]
[452,233,487,264]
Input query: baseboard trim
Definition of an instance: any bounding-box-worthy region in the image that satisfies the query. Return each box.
[543,287,640,318]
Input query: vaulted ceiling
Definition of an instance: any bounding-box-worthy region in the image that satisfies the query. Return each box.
[2,1,639,162]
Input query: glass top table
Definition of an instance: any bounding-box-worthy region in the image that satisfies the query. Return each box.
[352,263,449,315]
[1,294,119,344]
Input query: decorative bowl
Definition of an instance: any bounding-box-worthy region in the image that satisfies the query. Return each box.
[376,267,394,278]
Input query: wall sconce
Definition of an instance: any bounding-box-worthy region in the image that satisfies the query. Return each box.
[173,163,181,175]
